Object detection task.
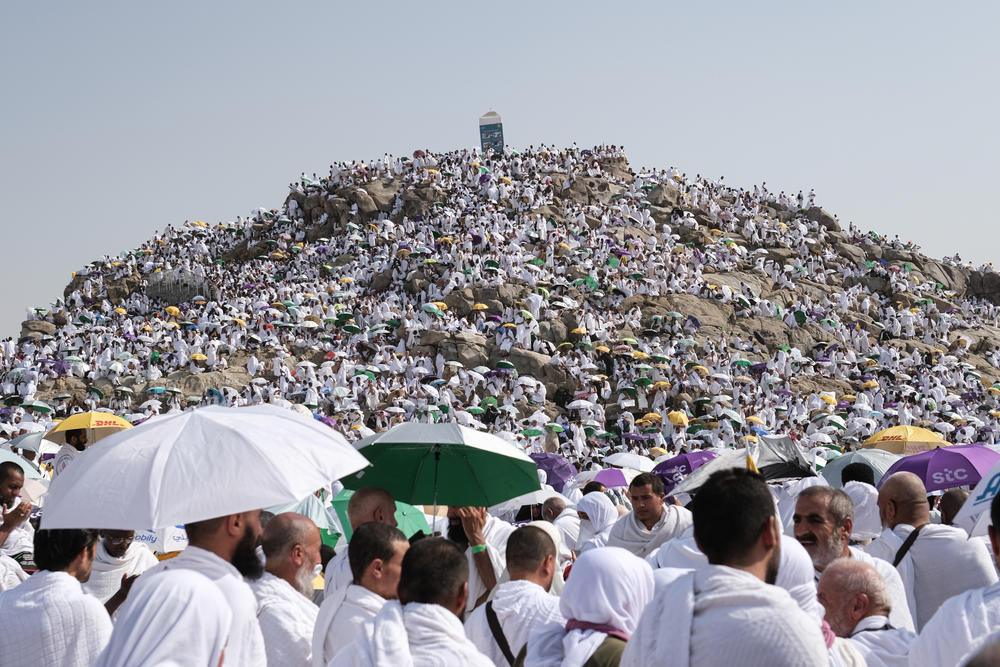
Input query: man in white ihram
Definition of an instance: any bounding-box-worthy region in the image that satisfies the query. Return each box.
[250,512,322,666]
[909,491,1000,666]
[136,509,267,666]
[312,522,409,667]
[864,472,997,630]
[330,537,492,666]
[82,529,158,607]
[608,472,692,558]
[792,485,914,631]
[622,469,827,666]
[817,558,915,667]
[465,525,564,665]
[324,487,397,603]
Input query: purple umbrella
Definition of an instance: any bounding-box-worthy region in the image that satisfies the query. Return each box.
[530,453,577,493]
[593,468,629,488]
[653,451,720,494]
[878,444,1000,493]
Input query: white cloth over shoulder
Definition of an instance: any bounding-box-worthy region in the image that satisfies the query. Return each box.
[465,579,564,664]
[137,545,267,667]
[0,569,112,667]
[607,504,692,557]
[94,569,232,667]
[526,546,653,667]
[323,547,352,604]
[329,600,493,667]
[465,515,514,612]
[652,527,824,621]
[909,580,1000,667]
[250,571,318,667]
[847,546,914,632]
[864,523,998,630]
[844,615,914,667]
[312,583,385,667]
[0,553,27,590]
[621,564,828,666]
[83,540,159,603]
[552,508,581,553]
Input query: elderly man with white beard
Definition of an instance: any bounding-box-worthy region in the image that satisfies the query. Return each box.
[793,486,914,632]
[251,512,322,667]
[817,558,915,667]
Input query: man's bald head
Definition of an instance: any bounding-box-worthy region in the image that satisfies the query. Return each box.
[542,496,566,522]
[817,557,891,637]
[347,487,397,531]
[261,512,318,560]
[877,472,930,529]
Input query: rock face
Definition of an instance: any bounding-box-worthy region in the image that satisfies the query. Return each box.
[20,320,56,338]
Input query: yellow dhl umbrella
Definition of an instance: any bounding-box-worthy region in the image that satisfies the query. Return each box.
[632,351,650,359]
[988,387,1000,396]
[667,411,689,427]
[190,353,208,362]
[500,176,512,184]
[46,412,132,444]
[472,303,488,311]
[113,308,127,315]
[862,425,949,455]
[164,306,180,316]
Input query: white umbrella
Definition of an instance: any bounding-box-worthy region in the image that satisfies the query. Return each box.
[134,525,189,553]
[41,405,370,530]
[567,399,594,410]
[603,451,655,472]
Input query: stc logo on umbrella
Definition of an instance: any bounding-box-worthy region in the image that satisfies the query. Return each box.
[930,468,969,485]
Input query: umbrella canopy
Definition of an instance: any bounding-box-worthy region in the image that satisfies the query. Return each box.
[954,456,1000,536]
[603,451,654,472]
[0,450,44,479]
[863,425,949,455]
[652,451,720,495]
[529,453,577,494]
[41,405,369,530]
[331,489,430,541]
[341,422,540,507]
[878,444,1000,493]
[5,431,57,454]
[45,411,132,445]
[819,449,902,489]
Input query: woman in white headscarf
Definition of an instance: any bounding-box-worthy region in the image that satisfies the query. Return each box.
[94,569,232,667]
[575,493,618,553]
[524,546,654,667]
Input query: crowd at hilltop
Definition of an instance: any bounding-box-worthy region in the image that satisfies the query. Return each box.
[3,144,1000,470]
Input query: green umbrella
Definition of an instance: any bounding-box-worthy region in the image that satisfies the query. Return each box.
[331,489,431,541]
[341,423,541,511]
[521,428,544,437]
[733,360,752,368]
[546,423,565,433]
[496,360,516,370]
[480,396,499,408]
[465,406,486,415]
[343,324,362,334]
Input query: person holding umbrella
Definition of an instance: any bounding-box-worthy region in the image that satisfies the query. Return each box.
[446,505,513,611]
[135,510,267,667]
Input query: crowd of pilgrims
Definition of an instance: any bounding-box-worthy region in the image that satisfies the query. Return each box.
[1,144,1000,663]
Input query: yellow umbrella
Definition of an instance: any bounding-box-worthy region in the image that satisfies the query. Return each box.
[594,346,611,353]
[233,318,247,327]
[642,413,662,423]
[746,416,765,425]
[339,277,354,283]
[190,220,208,228]
[989,387,1000,396]
[190,353,208,362]
[571,328,587,335]
[46,412,132,445]
[650,447,670,458]
[652,381,670,390]
[472,303,488,311]
[820,394,837,405]
[842,394,857,401]
[734,375,754,383]
[862,425,949,455]
[431,302,448,310]
[690,365,709,376]
[861,380,879,390]
[667,411,689,427]
[113,307,127,315]
[141,326,152,332]
[163,322,179,329]
[164,306,180,316]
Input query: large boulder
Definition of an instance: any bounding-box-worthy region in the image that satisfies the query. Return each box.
[804,207,841,232]
[364,179,401,212]
[647,181,680,208]
[20,320,56,337]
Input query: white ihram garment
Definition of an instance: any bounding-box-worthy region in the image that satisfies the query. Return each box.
[909,580,1000,667]
[465,579,564,665]
[607,504,692,557]
[83,540,158,603]
[251,571,318,667]
[844,615,914,667]
[312,583,386,667]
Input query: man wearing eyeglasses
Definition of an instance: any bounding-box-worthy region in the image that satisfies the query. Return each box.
[81,529,158,615]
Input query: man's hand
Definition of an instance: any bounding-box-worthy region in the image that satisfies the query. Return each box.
[106,574,140,616]
[1,501,32,530]
[456,506,487,546]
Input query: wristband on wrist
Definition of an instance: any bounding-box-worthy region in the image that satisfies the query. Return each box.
[470,544,488,554]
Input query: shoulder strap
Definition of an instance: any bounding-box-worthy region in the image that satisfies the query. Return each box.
[892,525,924,567]
[485,601,516,666]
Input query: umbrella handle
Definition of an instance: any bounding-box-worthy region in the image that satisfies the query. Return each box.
[431,448,441,532]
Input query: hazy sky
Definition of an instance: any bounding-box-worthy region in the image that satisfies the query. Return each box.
[2,2,997,338]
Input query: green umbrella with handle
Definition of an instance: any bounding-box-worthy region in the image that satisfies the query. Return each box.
[341,422,540,516]
[331,489,431,542]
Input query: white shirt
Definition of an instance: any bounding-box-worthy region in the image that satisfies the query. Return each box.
[845,615,914,667]
[865,523,998,630]
[313,583,386,667]
[83,541,159,603]
[465,579,564,665]
[909,580,1000,667]
[0,570,112,666]
[250,571,319,667]
[607,505,692,557]
[137,545,267,667]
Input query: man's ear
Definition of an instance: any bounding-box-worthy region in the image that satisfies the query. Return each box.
[225,513,242,538]
[841,517,854,540]
[454,580,469,616]
[760,515,779,550]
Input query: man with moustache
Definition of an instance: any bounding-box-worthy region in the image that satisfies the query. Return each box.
[134,509,267,666]
[621,469,827,666]
[793,485,914,631]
